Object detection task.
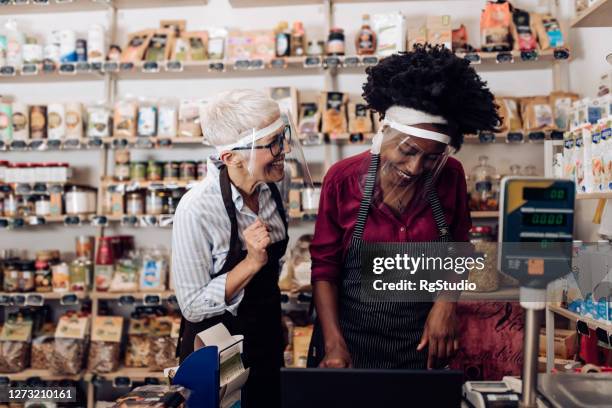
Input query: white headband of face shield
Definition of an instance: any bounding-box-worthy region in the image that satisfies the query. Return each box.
[215,117,285,154]
[372,106,451,154]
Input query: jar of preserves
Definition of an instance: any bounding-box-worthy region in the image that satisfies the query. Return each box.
[126,191,144,215]
[327,28,345,56]
[2,260,20,292]
[18,260,36,292]
[130,161,147,182]
[163,161,180,181]
[470,155,498,211]
[179,161,196,181]
[146,189,163,215]
[147,160,163,181]
[35,194,51,216]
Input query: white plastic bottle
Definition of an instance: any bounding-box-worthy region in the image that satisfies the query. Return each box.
[4,19,24,67]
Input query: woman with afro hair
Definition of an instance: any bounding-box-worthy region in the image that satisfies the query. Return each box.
[308,45,500,369]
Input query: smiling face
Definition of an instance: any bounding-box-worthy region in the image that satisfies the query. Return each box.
[380,124,448,186]
[249,122,289,183]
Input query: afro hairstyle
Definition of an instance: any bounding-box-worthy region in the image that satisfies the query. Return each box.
[362,44,500,150]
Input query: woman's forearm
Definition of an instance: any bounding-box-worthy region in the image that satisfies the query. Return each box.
[313,280,347,349]
[224,258,260,302]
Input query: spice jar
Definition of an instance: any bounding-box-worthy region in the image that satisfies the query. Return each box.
[126,191,144,215]
[179,161,196,181]
[18,260,36,292]
[69,257,90,292]
[3,260,19,292]
[327,28,345,56]
[163,161,180,181]
[147,160,163,181]
[145,190,163,215]
[307,40,324,56]
[130,161,147,182]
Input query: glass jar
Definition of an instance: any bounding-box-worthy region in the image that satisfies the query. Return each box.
[327,28,345,56]
[18,260,36,292]
[69,257,90,292]
[35,251,55,293]
[470,156,498,211]
[163,161,180,181]
[126,191,144,215]
[3,191,17,217]
[145,190,163,215]
[130,161,147,182]
[179,161,196,181]
[167,188,185,214]
[3,260,19,292]
[147,160,163,181]
[35,194,51,216]
[197,161,207,180]
[114,162,130,181]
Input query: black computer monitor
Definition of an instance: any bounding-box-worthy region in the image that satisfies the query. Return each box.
[281,368,462,408]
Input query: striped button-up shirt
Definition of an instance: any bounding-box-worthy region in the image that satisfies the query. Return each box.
[172,157,287,323]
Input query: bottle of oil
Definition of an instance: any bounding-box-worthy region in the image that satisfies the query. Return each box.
[275,21,291,57]
[355,14,376,55]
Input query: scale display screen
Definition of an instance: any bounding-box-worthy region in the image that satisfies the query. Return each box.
[521,212,567,227]
[523,187,567,201]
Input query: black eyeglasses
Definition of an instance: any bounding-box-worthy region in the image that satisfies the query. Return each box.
[232,125,291,158]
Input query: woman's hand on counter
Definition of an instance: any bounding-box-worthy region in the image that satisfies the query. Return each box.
[320,339,353,369]
[244,219,271,270]
[417,301,459,369]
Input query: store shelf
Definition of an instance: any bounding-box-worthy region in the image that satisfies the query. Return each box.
[0,291,88,299]
[0,369,83,382]
[575,192,612,200]
[571,0,612,28]
[548,305,612,331]
[0,0,207,15]
[85,367,168,382]
[471,211,499,219]
[91,290,175,301]
[0,215,102,228]
[101,179,198,190]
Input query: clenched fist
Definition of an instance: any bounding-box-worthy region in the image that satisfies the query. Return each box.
[243,219,271,270]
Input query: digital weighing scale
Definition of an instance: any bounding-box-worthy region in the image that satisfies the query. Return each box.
[464,177,575,408]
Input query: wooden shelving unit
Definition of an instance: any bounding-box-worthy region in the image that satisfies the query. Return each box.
[576,192,612,200]
[548,305,612,332]
[1,369,83,382]
[571,0,612,28]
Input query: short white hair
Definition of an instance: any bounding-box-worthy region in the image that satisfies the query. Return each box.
[200,89,280,147]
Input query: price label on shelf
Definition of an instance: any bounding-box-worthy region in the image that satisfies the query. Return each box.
[142,61,160,73]
[91,215,108,227]
[143,294,162,306]
[21,64,39,76]
[270,58,287,69]
[343,56,360,68]
[60,293,80,306]
[506,132,524,143]
[91,62,103,71]
[27,216,46,226]
[63,139,81,149]
[42,61,57,73]
[142,215,159,227]
[550,131,564,140]
[63,215,82,226]
[528,131,546,142]
[25,294,45,307]
[249,59,265,70]
[208,62,225,72]
[463,53,482,64]
[56,0,76,4]
[0,66,16,76]
[46,139,62,150]
[361,56,378,66]
[303,56,322,68]
[157,138,173,148]
[103,62,119,73]
[59,63,77,75]
[323,56,340,68]
[9,141,28,151]
[0,295,10,306]
[118,295,136,306]
[479,131,496,143]
[75,61,91,72]
[234,59,250,70]
[165,60,183,72]
[134,138,154,149]
[520,50,538,62]
[87,137,104,148]
[0,219,9,229]
[113,377,132,388]
[553,48,570,60]
[112,138,129,149]
[49,184,64,194]
[120,62,135,72]
[495,52,514,64]
[121,215,139,227]
[0,141,5,150]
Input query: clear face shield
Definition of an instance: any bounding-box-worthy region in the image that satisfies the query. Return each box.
[216,110,313,190]
[370,109,455,214]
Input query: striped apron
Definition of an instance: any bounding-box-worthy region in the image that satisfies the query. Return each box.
[311,153,453,369]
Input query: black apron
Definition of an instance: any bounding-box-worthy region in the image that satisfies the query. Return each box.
[308,153,452,368]
[176,165,288,408]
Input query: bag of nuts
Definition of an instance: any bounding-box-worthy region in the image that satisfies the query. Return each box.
[50,312,90,375]
[31,334,55,370]
[88,316,123,374]
[0,314,32,373]
[125,313,150,368]
[147,315,179,371]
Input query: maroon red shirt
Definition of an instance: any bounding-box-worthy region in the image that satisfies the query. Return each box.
[310,151,472,283]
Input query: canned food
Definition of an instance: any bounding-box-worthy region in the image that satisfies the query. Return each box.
[130,161,147,181]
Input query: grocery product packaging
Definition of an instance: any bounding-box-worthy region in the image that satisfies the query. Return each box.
[319,91,348,135]
[148,315,178,371]
[427,15,452,49]
[496,97,523,133]
[47,103,66,140]
[122,30,153,62]
[372,12,406,57]
[348,102,373,134]
[298,102,320,135]
[50,312,89,375]
[179,99,203,138]
[88,316,123,373]
[144,29,174,62]
[113,99,138,138]
[549,92,579,131]
[511,8,538,51]
[65,102,84,139]
[125,314,150,368]
[0,314,32,373]
[407,26,427,51]
[11,102,29,141]
[521,96,554,131]
[480,1,513,52]
[533,14,564,50]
